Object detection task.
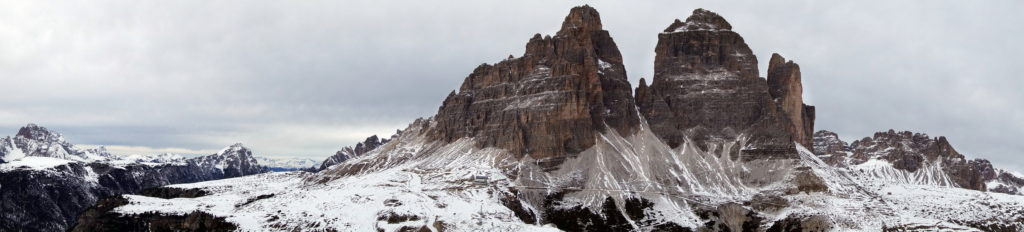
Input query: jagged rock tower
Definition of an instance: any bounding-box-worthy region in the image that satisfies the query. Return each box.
[636,9,814,158]
[768,54,815,148]
[427,6,640,167]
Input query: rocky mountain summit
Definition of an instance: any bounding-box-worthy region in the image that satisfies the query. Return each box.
[0,123,114,163]
[70,6,1024,232]
[636,9,813,159]
[0,124,268,231]
[426,6,639,168]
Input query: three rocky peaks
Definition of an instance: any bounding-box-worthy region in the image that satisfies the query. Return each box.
[429,6,814,165]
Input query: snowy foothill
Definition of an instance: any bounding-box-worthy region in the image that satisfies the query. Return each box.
[116,139,561,231]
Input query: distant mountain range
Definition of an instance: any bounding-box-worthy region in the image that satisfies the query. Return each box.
[255,157,320,172]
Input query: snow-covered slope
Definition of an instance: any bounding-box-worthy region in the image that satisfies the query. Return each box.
[83,119,1024,231]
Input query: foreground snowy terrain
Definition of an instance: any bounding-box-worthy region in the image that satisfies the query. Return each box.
[106,120,1024,231]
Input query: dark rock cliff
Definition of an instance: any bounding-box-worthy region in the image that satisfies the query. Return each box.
[767,53,815,148]
[426,5,640,167]
[636,9,812,159]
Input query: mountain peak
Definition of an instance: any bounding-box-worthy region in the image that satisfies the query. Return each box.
[664,8,732,33]
[557,5,603,35]
[427,4,638,163]
[16,123,66,144]
[217,143,250,156]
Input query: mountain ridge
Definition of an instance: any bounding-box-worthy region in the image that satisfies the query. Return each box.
[0,124,269,231]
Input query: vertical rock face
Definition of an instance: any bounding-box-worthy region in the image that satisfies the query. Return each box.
[767,54,815,148]
[427,5,639,164]
[636,9,802,158]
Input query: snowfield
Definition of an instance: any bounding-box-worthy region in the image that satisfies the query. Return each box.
[117,140,560,231]
[0,156,75,171]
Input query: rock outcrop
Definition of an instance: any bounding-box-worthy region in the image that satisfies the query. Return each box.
[812,129,1024,193]
[767,54,815,148]
[636,9,810,159]
[811,130,852,166]
[426,5,639,166]
[318,133,396,171]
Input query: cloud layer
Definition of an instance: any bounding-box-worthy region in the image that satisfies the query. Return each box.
[1,1,1021,172]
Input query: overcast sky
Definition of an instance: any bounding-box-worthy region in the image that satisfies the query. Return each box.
[1,1,1021,171]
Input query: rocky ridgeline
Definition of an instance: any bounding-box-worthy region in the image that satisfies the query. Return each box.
[318,132,398,171]
[813,130,1024,194]
[636,9,813,159]
[0,124,268,231]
